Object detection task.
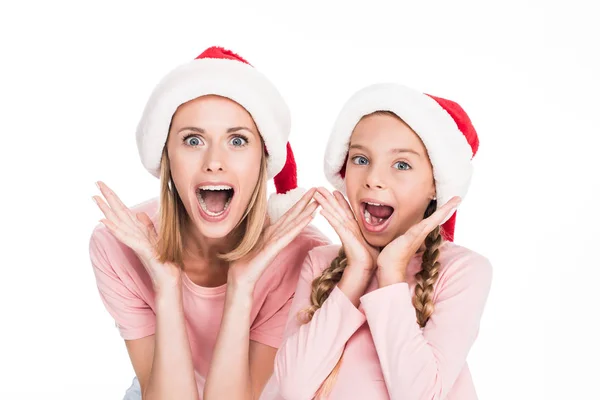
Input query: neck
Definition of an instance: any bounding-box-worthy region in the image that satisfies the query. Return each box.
[181,223,240,270]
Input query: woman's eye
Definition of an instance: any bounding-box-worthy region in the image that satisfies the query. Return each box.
[393,161,411,170]
[230,136,248,147]
[351,156,369,165]
[184,136,203,147]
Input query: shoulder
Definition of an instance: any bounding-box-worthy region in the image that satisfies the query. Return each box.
[273,224,331,267]
[304,243,343,275]
[259,225,331,285]
[435,241,493,292]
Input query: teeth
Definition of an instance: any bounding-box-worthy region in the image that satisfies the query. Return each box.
[197,194,232,217]
[363,207,383,225]
[199,185,232,191]
[364,208,372,224]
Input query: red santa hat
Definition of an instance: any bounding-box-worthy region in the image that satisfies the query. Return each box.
[135,46,304,222]
[324,83,479,241]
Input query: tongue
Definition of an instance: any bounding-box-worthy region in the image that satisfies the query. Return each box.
[366,204,393,219]
[202,191,229,213]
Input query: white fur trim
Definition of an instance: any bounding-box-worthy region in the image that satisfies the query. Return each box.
[136,58,290,179]
[324,83,473,224]
[267,187,306,223]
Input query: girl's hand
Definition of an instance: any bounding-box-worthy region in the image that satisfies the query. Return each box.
[314,188,379,274]
[93,181,181,292]
[227,188,319,291]
[377,196,461,285]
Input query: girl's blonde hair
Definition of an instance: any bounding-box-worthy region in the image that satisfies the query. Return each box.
[301,111,443,398]
[155,141,268,266]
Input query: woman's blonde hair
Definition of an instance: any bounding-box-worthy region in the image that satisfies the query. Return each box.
[155,141,268,266]
[301,111,444,398]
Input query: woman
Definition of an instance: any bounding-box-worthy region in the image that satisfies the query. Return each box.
[89,46,329,399]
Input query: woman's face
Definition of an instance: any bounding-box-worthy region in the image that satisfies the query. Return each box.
[166,95,263,239]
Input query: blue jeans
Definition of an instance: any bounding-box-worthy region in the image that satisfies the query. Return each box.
[123,377,141,400]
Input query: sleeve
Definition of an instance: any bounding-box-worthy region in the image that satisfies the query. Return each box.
[89,228,156,341]
[249,230,330,349]
[360,253,493,400]
[273,252,367,400]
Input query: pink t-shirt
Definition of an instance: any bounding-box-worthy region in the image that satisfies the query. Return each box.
[274,242,492,400]
[89,198,330,395]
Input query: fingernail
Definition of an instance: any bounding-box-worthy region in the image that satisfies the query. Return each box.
[92,196,98,204]
[95,181,101,190]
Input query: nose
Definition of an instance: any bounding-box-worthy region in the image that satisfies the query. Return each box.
[203,147,225,173]
[364,167,386,190]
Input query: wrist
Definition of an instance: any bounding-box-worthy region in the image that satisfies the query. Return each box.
[338,267,373,307]
[376,268,407,288]
[154,279,183,303]
[225,280,254,306]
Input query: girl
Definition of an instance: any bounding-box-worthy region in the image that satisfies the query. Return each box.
[274,83,492,399]
[89,46,329,399]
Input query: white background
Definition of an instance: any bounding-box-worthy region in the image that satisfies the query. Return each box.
[1,0,598,399]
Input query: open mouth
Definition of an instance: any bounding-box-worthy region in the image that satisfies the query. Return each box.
[196,184,234,218]
[360,200,395,232]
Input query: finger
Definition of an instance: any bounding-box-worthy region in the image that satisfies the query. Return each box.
[424,196,461,231]
[272,187,317,229]
[99,218,136,247]
[318,208,358,244]
[136,212,158,239]
[314,191,346,226]
[269,212,316,254]
[93,195,119,223]
[96,181,137,226]
[269,201,319,242]
[258,212,317,268]
[407,196,461,245]
[333,190,356,221]
[295,200,319,222]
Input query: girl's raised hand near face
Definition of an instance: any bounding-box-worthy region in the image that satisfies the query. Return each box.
[377,196,461,286]
[314,188,380,274]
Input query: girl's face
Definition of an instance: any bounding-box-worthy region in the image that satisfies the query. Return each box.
[166,95,263,239]
[345,112,436,248]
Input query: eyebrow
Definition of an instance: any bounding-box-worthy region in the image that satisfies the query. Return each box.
[349,143,421,157]
[177,126,255,134]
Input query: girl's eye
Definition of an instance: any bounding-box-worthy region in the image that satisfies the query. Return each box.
[393,161,411,170]
[230,136,248,147]
[184,135,203,147]
[351,156,369,165]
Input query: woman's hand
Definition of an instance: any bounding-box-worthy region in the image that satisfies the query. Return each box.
[227,188,319,292]
[93,181,181,292]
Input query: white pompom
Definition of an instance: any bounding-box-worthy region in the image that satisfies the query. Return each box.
[267,187,307,223]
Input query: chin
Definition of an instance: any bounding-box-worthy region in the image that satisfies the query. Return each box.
[361,229,394,248]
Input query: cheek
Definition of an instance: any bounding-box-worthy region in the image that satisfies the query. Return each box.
[344,167,362,194]
[230,150,262,191]
[168,150,198,186]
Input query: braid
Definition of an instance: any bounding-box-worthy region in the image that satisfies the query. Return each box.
[412,200,444,328]
[302,247,348,322]
[298,247,348,398]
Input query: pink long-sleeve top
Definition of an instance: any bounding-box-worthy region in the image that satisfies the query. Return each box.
[273,242,492,400]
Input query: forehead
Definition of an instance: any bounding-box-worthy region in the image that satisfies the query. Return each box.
[171,95,256,127]
[350,112,424,151]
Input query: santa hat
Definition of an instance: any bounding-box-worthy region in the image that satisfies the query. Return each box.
[324,83,479,242]
[135,46,304,222]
